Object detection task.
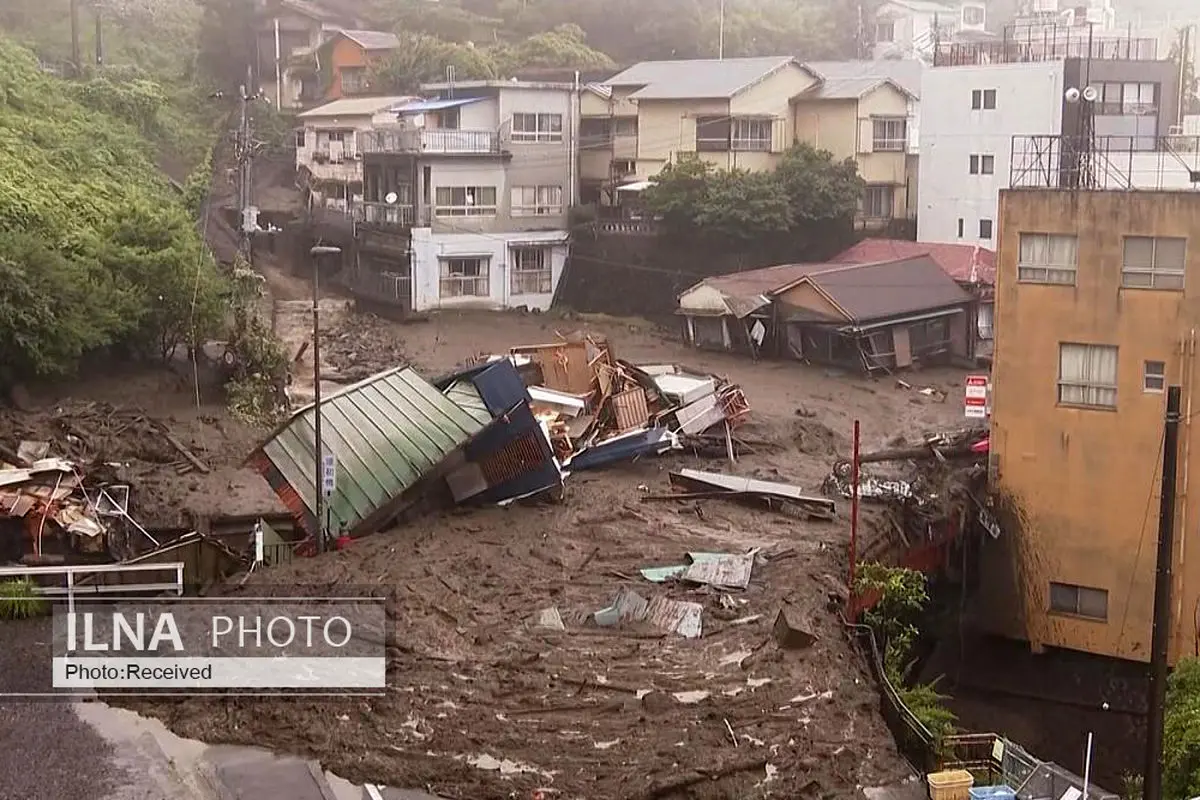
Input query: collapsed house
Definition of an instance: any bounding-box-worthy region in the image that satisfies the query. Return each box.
[248,332,750,545]
[0,457,116,564]
[678,255,980,372]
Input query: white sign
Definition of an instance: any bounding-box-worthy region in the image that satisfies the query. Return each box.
[321,454,337,497]
[965,374,989,419]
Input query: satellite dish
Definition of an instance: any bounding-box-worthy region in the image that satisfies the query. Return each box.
[1082,85,1099,102]
[1064,87,1081,103]
[384,192,398,204]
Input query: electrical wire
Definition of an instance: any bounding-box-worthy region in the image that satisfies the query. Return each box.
[1113,428,1167,653]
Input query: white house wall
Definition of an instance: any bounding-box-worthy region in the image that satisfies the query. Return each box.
[410,229,568,312]
[917,61,1065,246]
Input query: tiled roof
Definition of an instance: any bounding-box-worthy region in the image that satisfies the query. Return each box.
[606,56,805,100]
[298,95,415,118]
[832,239,996,285]
[799,77,909,100]
[802,257,974,323]
[338,30,401,51]
[802,58,922,98]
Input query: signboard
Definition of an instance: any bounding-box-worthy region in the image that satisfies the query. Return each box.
[965,374,989,419]
[321,454,337,497]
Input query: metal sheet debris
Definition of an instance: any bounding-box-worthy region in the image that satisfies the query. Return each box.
[655,373,716,405]
[680,552,755,590]
[669,469,836,519]
[593,588,703,638]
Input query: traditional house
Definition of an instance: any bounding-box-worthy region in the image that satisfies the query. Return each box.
[832,238,996,353]
[678,256,977,371]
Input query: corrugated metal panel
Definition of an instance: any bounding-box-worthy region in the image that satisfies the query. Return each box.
[256,367,486,536]
[445,379,491,425]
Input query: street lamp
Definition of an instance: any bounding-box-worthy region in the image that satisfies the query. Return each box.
[309,244,342,552]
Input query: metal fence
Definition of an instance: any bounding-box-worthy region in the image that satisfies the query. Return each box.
[1010,134,1200,191]
[935,22,1156,66]
[941,733,1119,800]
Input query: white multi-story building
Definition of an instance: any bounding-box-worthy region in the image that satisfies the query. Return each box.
[350,80,580,313]
[295,96,415,211]
[918,25,1183,246]
[873,0,990,61]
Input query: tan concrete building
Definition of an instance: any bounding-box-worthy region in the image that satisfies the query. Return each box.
[986,170,1200,665]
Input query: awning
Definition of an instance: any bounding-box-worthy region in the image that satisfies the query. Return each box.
[616,180,654,192]
[395,97,485,113]
[843,307,965,334]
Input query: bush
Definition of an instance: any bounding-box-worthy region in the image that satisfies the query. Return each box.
[0,578,49,620]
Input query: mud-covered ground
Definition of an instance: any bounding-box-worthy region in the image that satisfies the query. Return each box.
[81,307,970,799]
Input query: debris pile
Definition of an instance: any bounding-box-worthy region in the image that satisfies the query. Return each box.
[473,334,751,473]
[319,312,410,381]
[0,454,142,564]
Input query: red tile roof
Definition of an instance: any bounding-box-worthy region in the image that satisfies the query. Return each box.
[832,239,996,285]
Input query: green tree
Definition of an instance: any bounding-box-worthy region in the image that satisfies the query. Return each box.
[1169,33,1198,116]
[1165,657,1200,798]
[369,34,498,94]
[692,168,791,242]
[641,156,715,234]
[493,24,615,73]
[774,142,865,227]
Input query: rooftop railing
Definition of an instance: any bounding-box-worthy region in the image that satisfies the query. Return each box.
[1010,134,1200,191]
[934,22,1157,66]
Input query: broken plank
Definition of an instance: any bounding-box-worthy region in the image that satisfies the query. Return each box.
[669,469,836,517]
[158,429,210,474]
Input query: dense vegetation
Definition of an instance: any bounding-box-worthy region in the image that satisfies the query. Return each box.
[0,37,226,386]
[856,563,958,745]
[1164,657,1200,798]
[641,145,864,254]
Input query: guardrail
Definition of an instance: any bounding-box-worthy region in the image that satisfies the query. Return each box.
[0,562,186,611]
[358,128,503,156]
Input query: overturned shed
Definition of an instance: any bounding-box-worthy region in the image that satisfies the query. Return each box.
[676,263,814,356]
[247,366,488,539]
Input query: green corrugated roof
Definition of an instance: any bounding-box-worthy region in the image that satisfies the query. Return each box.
[444,379,491,425]
[260,366,487,534]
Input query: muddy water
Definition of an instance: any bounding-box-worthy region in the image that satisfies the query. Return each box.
[76,702,434,800]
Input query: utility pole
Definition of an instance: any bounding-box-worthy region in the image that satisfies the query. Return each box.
[718,0,725,59]
[1144,384,1182,800]
[94,4,104,66]
[69,0,81,75]
[309,245,342,554]
[237,65,256,264]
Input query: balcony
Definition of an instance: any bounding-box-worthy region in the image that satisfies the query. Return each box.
[355,201,420,227]
[358,128,503,156]
[1009,134,1200,191]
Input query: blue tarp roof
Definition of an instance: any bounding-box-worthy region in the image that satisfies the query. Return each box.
[395,97,485,113]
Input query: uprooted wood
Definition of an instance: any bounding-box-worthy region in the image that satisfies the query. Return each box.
[644,757,770,798]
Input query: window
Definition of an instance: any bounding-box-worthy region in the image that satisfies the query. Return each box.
[1049,582,1108,621]
[872,117,906,151]
[957,218,964,238]
[512,113,563,142]
[1121,82,1158,115]
[971,88,997,110]
[962,5,984,25]
[510,247,553,294]
[1018,233,1078,284]
[696,116,731,151]
[433,186,498,217]
[295,129,307,148]
[968,154,995,175]
[612,159,635,177]
[862,185,895,219]
[339,66,367,95]
[1144,360,1166,393]
[1058,343,1118,409]
[876,21,894,42]
[579,117,611,146]
[732,118,772,151]
[511,185,564,216]
[1122,236,1186,290]
[978,219,993,239]
[1097,82,1160,115]
[436,107,461,130]
[613,117,638,137]
[439,257,489,298]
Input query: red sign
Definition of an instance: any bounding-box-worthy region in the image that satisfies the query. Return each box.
[965,374,989,418]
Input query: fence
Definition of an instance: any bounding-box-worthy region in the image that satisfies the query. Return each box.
[941,733,1119,799]
[1010,134,1200,191]
[0,562,185,612]
[935,22,1156,66]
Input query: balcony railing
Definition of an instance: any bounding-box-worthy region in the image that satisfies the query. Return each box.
[935,22,1157,66]
[358,128,502,156]
[356,201,416,226]
[1010,134,1200,191]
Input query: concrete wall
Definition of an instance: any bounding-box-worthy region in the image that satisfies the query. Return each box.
[918,61,1065,246]
[987,187,1200,665]
[410,229,568,311]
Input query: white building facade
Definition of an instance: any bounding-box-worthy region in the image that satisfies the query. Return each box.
[353,81,580,313]
[917,61,1065,246]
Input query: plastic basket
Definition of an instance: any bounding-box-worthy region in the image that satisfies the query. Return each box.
[968,787,1016,800]
[927,769,975,800]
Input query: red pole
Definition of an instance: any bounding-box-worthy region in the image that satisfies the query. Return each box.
[847,419,861,618]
